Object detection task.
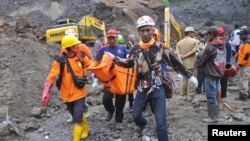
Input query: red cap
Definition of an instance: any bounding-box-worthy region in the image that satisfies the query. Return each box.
[106,28,119,37]
[218,27,225,36]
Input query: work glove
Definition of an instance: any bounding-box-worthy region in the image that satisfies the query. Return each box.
[41,80,53,107]
[176,73,183,81]
[91,73,95,80]
[188,76,198,88]
[92,78,99,88]
[104,52,115,59]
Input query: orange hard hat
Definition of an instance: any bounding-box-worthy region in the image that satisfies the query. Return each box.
[153,28,161,41]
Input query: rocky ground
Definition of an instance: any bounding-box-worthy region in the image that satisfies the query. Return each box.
[170,0,250,32]
[0,0,250,141]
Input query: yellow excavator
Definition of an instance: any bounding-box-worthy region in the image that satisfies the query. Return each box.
[46,15,106,43]
[164,7,184,47]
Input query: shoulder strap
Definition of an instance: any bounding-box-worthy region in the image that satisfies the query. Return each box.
[63,54,77,78]
[54,55,66,77]
[78,51,85,67]
[63,54,86,78]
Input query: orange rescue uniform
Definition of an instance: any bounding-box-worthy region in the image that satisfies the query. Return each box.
[238,42,250,66]
[46,55,92,102]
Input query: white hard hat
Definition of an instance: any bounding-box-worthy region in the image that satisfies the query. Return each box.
[65,29,77,36]
[185,27,195,32]
[136,16,155,29]
[241,26,247,30]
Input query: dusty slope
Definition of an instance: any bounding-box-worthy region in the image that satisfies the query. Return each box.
[170,0,250,32]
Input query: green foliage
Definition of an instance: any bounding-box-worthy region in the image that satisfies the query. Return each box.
[162,0,187,7]
[174,0,187,6]
[162,0,169,6]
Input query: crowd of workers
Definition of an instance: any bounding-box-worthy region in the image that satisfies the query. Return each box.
[40,15,250,141]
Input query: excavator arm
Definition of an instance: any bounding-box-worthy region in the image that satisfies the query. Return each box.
[164,7,184,47]
[78,16,106,43]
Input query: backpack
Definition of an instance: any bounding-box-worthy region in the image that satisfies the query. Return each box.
[54,55,65,90]
[140,43,174,99]
[54,53,87,90]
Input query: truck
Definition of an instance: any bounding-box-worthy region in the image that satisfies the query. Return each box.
[164,7,184,47]
[46,15,106,44]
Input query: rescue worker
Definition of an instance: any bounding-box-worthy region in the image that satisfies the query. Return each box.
[196,31,206,94]
[153,28,169,75]
[230,24,241,55]
[117,33,135,113]
[94,33,105,58]
[176,27,199,102]
[218,27,232,107]
[96,28,129,129]
[41,35,92,141]
[63,29,91,123]
[196,26,226,123]
[126,34,136,50]
[235,28,250,101]
[64,29,93,59]
[117,34,125,44]
[92,33,105,89]
[153,27,161,42]
[105,15,198,141]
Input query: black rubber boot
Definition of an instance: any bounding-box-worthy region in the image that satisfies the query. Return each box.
[105,111,114,121]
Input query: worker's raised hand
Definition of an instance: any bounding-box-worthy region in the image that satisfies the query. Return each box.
[41,81,53,107]
[188,76,198,88]
[104,52,115,59]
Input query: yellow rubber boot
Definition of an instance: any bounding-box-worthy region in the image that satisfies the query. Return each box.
[81,117,89,139]
[73,124,84,141]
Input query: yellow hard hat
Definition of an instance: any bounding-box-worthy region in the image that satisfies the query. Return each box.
[61,34,81,49]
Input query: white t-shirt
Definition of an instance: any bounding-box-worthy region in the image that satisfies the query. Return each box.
[230,29,240,46]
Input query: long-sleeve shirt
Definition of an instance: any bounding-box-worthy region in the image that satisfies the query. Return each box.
[46,55,92,102]
[114,40,192,92]
[196,39,226,79]
[176,36,199,69]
